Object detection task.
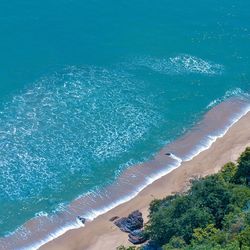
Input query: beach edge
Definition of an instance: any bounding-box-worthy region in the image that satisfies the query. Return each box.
[39,109,250,250]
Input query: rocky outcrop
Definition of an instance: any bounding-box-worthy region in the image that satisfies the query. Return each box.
[114,210,143,233]
[109,216,119,222]
[128,229,147,244]
[77,216,86,224]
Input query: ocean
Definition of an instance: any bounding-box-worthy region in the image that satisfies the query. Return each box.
[0,0,250,249]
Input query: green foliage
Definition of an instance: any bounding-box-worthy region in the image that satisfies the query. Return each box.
[163,236,186,249]
[234,147,250,185]
[237,226,250,248]
[116,246,139,250]
[220,162,238,183]
[189,175,232,228]
[177,207,214,243]
[146,195,213,245]
[191,224,219,245]
[144,148,250,250]
[148,199,163,215]
[231,185,250,208]
[185,241,247,250]
[148,195,177,217]
[223,212,246,234]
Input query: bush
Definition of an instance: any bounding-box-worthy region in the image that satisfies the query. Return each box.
[237,226,250,248]
[189,175,232,228]
[231,186,250,209]
[191,224,219,245]
[234,147,250,185]
[117,246,139,250]
[146,195,213,245]
[163,236,186,249]
[220,162,238,183]
[134,148,250,249]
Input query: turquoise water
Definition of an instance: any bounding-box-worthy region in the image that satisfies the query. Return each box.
[0,0,250,238]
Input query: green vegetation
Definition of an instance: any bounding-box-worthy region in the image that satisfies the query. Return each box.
[117,246,138,250]
[117,147,250,250]
[145,147,250,249]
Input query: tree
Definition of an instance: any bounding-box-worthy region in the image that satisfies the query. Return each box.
[220,162,238,183]
[146,195,213,245]
[141,148,250,250]
[237,226,250,249]
[191,224,219,245]
[234,147,250,185]
[178,207,214,243]
[163,236,186,249]
[116,246,138,250]
[190,175,232,228]
[231,186,250,209]
[148,195,177,216]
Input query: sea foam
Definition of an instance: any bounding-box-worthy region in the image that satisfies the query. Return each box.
[129,54,224,75]
[6,98,250,250]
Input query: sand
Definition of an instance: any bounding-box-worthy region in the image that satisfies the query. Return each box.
[40,111,250,250]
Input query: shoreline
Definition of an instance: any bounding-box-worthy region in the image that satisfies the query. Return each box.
[40,100,250,250]
[1,98,250,250]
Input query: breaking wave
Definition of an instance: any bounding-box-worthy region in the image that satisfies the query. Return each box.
[0,66,162,235]
[206,88,250,109]
[129,54,224,75]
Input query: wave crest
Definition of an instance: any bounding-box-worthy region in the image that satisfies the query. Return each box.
[129,54,224,75]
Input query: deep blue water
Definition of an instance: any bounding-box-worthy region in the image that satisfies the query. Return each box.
[0,0,250,237]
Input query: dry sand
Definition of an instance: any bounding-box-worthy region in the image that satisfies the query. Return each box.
[40,111,250,250]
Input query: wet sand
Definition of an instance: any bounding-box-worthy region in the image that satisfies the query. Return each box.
[40,110,250,250]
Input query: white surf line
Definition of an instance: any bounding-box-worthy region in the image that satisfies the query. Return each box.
[15,103,250,250]
[183,104,250,162]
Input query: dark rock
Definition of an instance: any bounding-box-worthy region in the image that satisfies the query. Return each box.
[77,216,86,224]
[128,229,147,244]
[114,210,143,233]
[129,229,143,237]
[109,216,119,222]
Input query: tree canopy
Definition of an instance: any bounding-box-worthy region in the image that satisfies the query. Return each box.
[146,147,250,250]
[117,148,250,250]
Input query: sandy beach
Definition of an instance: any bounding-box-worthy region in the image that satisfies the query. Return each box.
[39,109,250,250]
[2,1,250,250]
